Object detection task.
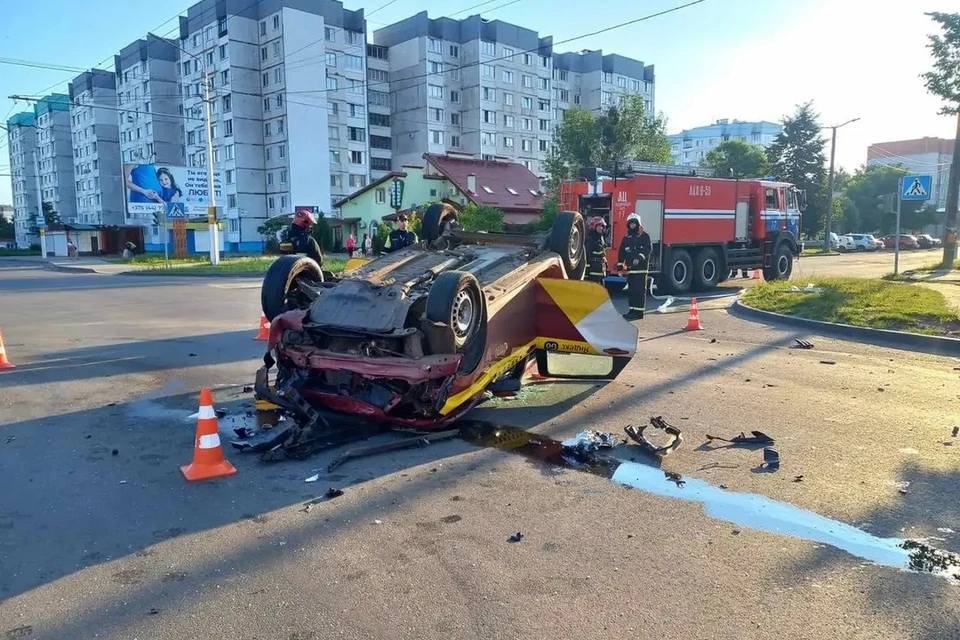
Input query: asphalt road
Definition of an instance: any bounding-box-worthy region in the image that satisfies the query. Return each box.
[2,261,960,639]
[794,247,943,279]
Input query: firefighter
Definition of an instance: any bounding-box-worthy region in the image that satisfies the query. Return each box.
[382,213,418,254]
[288,208,324,267]
[618,213,651,320]
[585,216,608,284]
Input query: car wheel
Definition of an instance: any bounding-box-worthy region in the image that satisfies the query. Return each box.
[548,211,587,280]
[692,247,721,292]
[425,271,487,374]
[261,255,323,322]
[604,280,626,294]
[662,248,693,294]
[422,203,458,245]
[763,243,794,281]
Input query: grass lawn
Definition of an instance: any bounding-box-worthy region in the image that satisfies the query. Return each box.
[912,259,960,273]
[742,277,960,337]
[802,247,839,255]
[139,255,346,275]
[0,248,40,257]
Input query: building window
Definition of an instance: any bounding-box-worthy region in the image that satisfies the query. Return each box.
[345,54,363,71]
[272,15,279,29]
[481,132,495,146]
[539,99,550,111]
[348,126,366,142]
[226,169,234,184]
[268,196,275,210]
[450,112,460,125]
[431,130,443,145]
[559,89,569,102]
[522,75,533,88]
[427,37,443,54]
[371,157,391,171]
[228,194,237,208]
[521,139,532,152]
[263,72,269,87]
[279,144,285,158]
[503,136,514,148]
[370,135,391,150]
[483,110,496,124]
[431,107,443,122]
[539,119,549,131]
[369,112,390,127]
[266,147,271,161]
[273,41,281,57]
[328,125,339,139]
[522,118,532,131]
[220,69,229,85]
[349,103,365,117]
[327,77,338,91]
[449,90,460,103]
[523,53,532,66]
[277,118,284,133]
[522,97,533,109]
[224,120,233,136]
[375,188,386,204]
[481,64,495,79]
[280,170,287,184]
[259,21,267,36]
[349,150,364,164]
[368,68,388,83]
[219,44,227,59]
[539,78,549,90]
[481,41,495,56]
[261,46,268,61]
[345,31,362,45]
[267,172,274,186]
[264,122,272,136]
[503,114,514,127]
[274,68,282,83]
[369,90,389,106]
[264,97,271,112]
[326,52,337,66]
[483,87,496,101]
[429,61,443,74]
[428,84,443,99]
[330,174,342,188]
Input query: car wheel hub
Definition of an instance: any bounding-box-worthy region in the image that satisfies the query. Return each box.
[673,261,687,284]
[452,290,475,338]
[702,259,715,281]
[778,255,789,275]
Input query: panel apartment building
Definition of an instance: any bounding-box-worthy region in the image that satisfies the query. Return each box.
[668,119,783,167]
[34,95,78,225]
[867,137,954,211]
[68,70,125,226]
[176,0,392,250]
[372,12,655,177]
[114,36,186,242]
[5,112,39,248]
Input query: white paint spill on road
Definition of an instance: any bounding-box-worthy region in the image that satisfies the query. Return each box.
[899,448,920,455]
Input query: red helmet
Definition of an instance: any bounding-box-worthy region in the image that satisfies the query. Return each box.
[293,209,316,228]
[589,216,607,232]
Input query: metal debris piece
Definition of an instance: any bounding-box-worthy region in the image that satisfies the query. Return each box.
[304,474,320,483]
[326,429,459,473]
[792,338,814,349]
[215,408,228,419]
[819,360,837,365]
[698,462,739,471]
[664,471,685,487]
[560,430,622,457]
[953,426,959,438]
[325,487,344,499]
[508,532,524,543]
[793,475,804,483]
[624,416,683,457]
[705,430,775,446]
[761,447,781,471]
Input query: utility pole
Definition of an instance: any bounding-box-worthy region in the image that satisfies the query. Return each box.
[942,111,960,267]
[32,151,47,260]
[822,117,860,253]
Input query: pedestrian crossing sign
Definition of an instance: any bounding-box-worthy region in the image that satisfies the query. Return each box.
[901,174,932,201]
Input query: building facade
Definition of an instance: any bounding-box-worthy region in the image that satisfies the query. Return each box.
[867,137,954,211]
[668,119,783,167]
[373,12,654,177]
[33,95,77,225]
[5,112,40,248]
[68,70,125,226]
[114,36,186,239]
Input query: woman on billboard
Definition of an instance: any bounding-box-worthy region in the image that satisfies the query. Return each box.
[125,164,183,204]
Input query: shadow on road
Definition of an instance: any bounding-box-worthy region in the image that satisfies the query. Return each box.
[2,330,262,386]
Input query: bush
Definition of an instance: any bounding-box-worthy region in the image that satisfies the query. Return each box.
[458,203,505,233]
[524,197,559,233]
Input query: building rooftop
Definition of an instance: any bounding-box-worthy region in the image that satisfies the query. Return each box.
[6,112,36,128]
[33,94,71,117]
[423,152,544,213]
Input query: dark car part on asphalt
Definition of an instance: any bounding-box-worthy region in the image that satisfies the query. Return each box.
[326,429,460,473]
[761,447,781,471]
[508,532,524,543]
[953,426,959,438]
[560,430,623,458]
[792,338,814,349]
[623,417,683,457]
[705,430,776,446]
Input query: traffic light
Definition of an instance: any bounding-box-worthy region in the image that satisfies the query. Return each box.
[153,210,162,226]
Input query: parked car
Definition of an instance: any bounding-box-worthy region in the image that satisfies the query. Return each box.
[874,237,886,249]
[837,235,857,252]
[916,234,942,249]
[880,235,920,250]
[848,234,882,251]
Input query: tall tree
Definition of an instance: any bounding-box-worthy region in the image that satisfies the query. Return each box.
[28,202,60,236]
[843,164,924,234]
[546,97,671,191]
[703,139,770,178]
[0,213,14,240]
[921,11,960,267]
[766,102,828,237]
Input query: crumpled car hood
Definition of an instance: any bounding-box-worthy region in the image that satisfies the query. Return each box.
[308,279,412,334]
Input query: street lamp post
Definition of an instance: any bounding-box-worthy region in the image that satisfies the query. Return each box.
[823,117,860,253]
[147,33,219,265]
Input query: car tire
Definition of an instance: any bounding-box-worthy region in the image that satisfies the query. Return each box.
[604,280,626,294]
[548,211,587,280]
[692,247,721,292]
[422,202,458,244]
[425,271,487,375]
[261,255,324,322]
[662,248,693,294]
[763,243,794,281]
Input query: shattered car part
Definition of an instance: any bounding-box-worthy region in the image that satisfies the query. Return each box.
[792,339,814,350]
[624,416,683,457]
[705,430,775,446]
[256,209,639,433]
[560,430,622,458]
[761,447,781,471]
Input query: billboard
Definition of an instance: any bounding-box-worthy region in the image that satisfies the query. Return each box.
[124,163,224,219]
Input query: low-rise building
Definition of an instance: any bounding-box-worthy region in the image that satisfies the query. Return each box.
[867,137,954,211]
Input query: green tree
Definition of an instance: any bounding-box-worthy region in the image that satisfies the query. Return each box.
[524,197,559,233]
[843,164,924,234]
[766,102,828,236]
[28,202,60,235]
[921,11,960,266]
[703,139,770,178]
[458,203,505,232]
[545,98,671,191]
[0,213,14,240]
[257,215,290,252]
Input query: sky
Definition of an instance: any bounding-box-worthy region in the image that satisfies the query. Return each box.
[1,0,957,205]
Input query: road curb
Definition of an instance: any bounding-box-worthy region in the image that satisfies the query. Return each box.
[118,270,265,278]
[45,263,101,274]
[729,299,960,357]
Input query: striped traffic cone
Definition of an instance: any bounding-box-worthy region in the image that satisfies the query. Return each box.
[180,388,237,482]
[0,329,15,370]
[683,298,703,331]
[254,313,270,341]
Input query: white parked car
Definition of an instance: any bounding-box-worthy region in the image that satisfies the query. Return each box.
[837,235,857,252]
[848,234,881,251]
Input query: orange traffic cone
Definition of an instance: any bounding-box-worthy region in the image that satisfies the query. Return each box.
[683,298,703,332]
[0,329,14,370]
[180,388,237,482]
[752,269,762,280]
[254,313,270,341]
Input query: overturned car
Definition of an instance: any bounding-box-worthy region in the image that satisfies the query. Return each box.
[255,205,639,432]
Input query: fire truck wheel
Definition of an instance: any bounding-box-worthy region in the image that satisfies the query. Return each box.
[549,211,587,280]
[663,248,693,294]
[692,247,721,292]
[763,243,794,281]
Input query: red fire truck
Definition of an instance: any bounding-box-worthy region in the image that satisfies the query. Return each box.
[558,165,806,295]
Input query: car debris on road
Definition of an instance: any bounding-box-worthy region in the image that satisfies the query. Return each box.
[624,417,683,457]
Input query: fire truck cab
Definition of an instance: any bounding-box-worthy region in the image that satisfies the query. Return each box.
[558,165,805,295]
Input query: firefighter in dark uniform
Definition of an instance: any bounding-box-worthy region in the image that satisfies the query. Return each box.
[288,208,324,267]
[585,216,608,284]
[382,213,418,253]
[618,213,651,320]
